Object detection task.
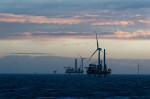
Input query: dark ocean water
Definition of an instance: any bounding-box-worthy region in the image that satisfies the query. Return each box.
[0,74,150,99]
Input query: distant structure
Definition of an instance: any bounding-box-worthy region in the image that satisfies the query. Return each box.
[64,58,84,74]
[137,64,142,76]
[77,53,86,73]
[85,34,111,77]
[53,70,57,74]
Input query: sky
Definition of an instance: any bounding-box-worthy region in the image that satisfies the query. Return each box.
[0,0,150,74]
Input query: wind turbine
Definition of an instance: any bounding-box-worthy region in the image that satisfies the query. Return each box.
[77,53,86,71]
[137,64,142,76]
[88,33,102,71]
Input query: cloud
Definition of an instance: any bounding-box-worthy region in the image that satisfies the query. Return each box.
[0,13,94,24]
[8,53,52,56]
[1,12,150,28]
[0,13,146,27]
[48,30,150,39]
[9,53,49,55]
[1,29,150,41]
[91,21,134,26]
[138,19,150,25]
[25,30,150,39]
[1,0,150,16]
[1,0,150,41]
[62,43,88,46]
[100,30,150,39]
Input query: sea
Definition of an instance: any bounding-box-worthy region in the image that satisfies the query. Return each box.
[0,74,150,99]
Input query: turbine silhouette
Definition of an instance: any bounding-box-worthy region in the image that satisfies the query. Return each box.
[137,63,142,76]
[77,53,86,71]
[88,33,102,71]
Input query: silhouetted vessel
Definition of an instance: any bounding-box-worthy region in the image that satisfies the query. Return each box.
[85,34,111,76]
[64,59,84,74]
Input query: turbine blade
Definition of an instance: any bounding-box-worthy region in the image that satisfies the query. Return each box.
[96,33,99,48]
[88,49,97,62]
[77,52,82,58]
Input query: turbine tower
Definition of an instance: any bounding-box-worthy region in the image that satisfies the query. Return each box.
[77,53,86,71]
[137,64,142,76]
[88,33,102,71]
[104,49,107,70]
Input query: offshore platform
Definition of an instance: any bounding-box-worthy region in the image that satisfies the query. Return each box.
[64,57,85,74]
[85,34,111,77]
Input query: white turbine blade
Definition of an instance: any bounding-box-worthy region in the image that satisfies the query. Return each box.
[96,33,99,48]
[88,49,97,62]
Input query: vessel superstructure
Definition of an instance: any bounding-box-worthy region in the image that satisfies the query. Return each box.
[64,59,84,74]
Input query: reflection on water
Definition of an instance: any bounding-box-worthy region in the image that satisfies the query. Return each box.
[0,74,150,98]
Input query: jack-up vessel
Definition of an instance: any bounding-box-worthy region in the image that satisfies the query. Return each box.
[85,34,111,76]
